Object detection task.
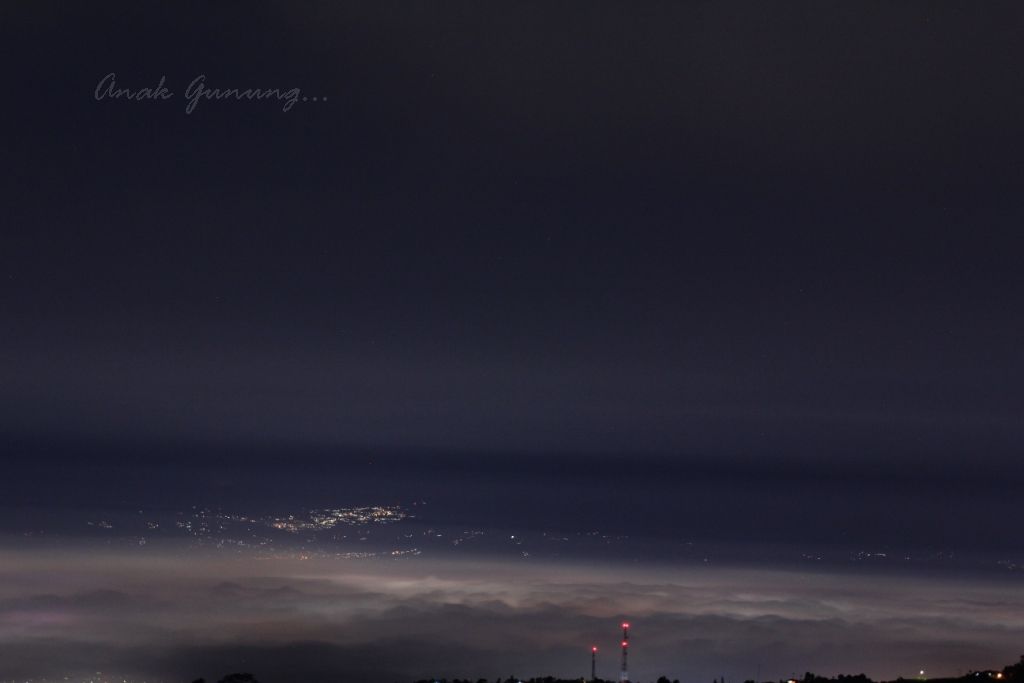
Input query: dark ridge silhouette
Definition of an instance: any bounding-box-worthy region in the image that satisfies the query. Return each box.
[405,657,1024,683]
[188,656,1024,683]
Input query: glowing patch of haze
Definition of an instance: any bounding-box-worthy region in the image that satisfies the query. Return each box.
[1,542,1023,682]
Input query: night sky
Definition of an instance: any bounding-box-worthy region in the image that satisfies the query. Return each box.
[3,3,1024,683]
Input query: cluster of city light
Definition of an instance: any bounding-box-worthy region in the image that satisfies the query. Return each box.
[269,506,408,532]
[75,505,422,557]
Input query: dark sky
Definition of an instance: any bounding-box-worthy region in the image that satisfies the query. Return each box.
[5,3,1024,466]
[3,5,1024,680]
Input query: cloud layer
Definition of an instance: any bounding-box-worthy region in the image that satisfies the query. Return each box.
[2,544,1023,682]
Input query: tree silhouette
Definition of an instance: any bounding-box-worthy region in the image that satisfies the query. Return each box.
[1004,657,1024,680]
[217,675,259,683]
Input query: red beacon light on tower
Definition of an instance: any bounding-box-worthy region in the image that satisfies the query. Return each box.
[620,621,631,683]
